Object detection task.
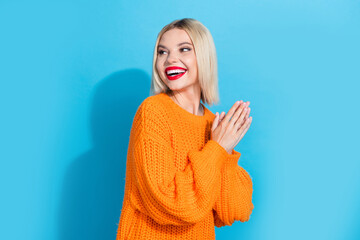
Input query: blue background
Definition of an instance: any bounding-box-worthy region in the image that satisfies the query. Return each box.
[1,1,359,239]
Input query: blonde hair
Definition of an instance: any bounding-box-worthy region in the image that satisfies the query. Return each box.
[150,18,220,106]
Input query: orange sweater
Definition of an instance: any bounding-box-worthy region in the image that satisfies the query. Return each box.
[116,92,254,239]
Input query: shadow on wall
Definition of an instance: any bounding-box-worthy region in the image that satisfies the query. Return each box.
[56,69,150,240]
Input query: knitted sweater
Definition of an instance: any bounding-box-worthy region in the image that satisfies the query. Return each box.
[116,92,254,240]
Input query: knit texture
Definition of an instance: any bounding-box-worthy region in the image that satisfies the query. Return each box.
[116,92,254,239]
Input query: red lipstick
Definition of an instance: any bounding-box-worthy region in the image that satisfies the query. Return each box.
[165,66,187,81]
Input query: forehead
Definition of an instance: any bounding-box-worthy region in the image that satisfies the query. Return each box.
[158,28,193,46]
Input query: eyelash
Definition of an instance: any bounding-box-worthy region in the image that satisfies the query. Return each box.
[158,48,191,55]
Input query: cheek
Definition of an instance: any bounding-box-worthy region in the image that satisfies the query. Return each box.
[187,56,197,69]
[188,60,197,73]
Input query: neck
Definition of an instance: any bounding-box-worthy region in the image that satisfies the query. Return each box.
[168,91,203,116]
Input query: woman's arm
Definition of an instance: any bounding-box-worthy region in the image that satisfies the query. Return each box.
[213,149,254,227]
[129,100,230,226]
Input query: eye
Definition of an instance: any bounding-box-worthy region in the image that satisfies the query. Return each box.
[181,47,191,52]
[158,50,166,55]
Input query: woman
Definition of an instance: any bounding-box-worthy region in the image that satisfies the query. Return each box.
[116,18,254,240]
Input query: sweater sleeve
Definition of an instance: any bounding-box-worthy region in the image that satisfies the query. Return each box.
[129,101,230,226]
[213,149,254,227]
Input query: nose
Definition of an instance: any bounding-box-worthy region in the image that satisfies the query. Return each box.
[165,51,179,64]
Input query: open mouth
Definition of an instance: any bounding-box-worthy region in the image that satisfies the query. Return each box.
[164,66,187,80]
[165,69,187,80]
[166,69,187,77]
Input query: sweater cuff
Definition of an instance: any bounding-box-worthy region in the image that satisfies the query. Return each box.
[205,140,230,164]
[205,140,241,164]
[224,149,241,167]
[185,140,230,184]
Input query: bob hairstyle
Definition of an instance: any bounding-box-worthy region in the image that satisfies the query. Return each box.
[150,18,220,106]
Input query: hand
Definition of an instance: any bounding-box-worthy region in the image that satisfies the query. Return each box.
[211,101,253,154]
[218,102,251,131]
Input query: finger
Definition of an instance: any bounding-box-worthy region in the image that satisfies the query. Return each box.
[211,112,219,132]
[241,117,252,138]
[243,117,252,132]
[235,107,248,130]
[237,116,252,137]
[230,102,248,127]
[241,107,250,126]
[237,105,250,129]
[223,101,243,125]
[219,111,225,122]
[239,123,250,140]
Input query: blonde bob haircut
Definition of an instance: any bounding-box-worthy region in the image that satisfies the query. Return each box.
[150,18,220,106]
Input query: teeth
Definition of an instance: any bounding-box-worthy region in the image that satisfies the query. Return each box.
[166,69,186,75]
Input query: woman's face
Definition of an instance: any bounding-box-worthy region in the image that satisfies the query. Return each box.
[156,28,199,93]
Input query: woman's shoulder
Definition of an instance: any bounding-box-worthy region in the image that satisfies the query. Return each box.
[132,93,169,128]
[137,93,167,115]
[132,93,170,139]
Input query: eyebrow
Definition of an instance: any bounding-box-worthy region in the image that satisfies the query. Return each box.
[157,41,192,49]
